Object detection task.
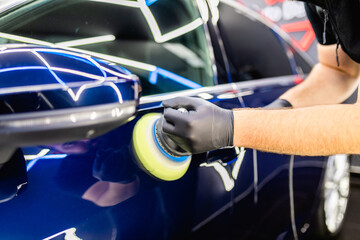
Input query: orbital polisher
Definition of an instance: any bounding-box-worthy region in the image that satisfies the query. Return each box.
[132,112,191,181]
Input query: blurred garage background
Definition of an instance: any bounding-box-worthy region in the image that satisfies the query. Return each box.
[240,0,317,61]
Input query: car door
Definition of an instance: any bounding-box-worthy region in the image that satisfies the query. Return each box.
[0,1,250,239]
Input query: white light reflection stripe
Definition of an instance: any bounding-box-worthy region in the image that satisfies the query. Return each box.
[156,18,204,43]
[232,147,246,180]
[65,82,123,103]
[0,66,47,73]
[104,82,124,103]
[138,0,205,43]
[0,0,28,12]
[0,32,54,46]
[163,43,205,68]
[89,0,205,43]
[65,47,157,72]
[41,154,68,159]
[34,48,108,82]
[51,67,104,81]
[30,49,110,102]
[1,48,107,82]
[26,154,70,172]
[100,66,133,80]
[200,161,234,191]
[52,49,108,81]
[56,35,116,47]
[43,228,81,240]
[196,0,209,22]
[0,48,124,81]
[90,0,140,8]
[30,50,68,86]
[0,33,160,73]
[138,0,163,41]
[213,162,234,191]
[0,83,91,95]
[0,48,126,102]
[24,149,50,161]
[207,0,220,24]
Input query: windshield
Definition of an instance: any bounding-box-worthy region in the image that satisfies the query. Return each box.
[0,0,214,96]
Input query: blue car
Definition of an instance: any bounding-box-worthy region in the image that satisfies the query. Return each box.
[0,0,351,239]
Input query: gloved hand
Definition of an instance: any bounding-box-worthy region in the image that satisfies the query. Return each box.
[264,99,292,109]
[162,96,234,154]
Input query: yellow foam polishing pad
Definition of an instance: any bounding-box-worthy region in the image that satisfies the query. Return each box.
[132,113,191,181]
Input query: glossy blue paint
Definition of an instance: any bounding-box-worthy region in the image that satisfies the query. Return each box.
[0,66,47,74]
[0,46,139,113]
[26,154,68,171]
[145,0,158,6]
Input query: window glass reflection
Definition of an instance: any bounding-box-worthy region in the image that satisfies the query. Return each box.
[0,0,214,96]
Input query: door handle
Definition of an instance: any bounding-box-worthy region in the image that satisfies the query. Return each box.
[206,147,238,164]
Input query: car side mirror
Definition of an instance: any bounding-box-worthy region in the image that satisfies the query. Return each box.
[0,45,141,163]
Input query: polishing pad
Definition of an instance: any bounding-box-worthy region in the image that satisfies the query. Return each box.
[132,113,191,181]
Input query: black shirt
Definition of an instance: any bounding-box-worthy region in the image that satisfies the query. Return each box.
[304,1,360,63]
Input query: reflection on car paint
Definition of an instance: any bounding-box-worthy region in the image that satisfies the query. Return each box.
[149,67,202,89]
[0,32,55,48]
[232,147,246,180]
[145,0,158,6]
[217,90,254,100]
[163,43,205,68]
[0,47,129,103]
[200,147,246,192]
[200,161,235,191]
[26,153,68,172]
[0,1,28,13]
[1,0,216,96]
[197,92,214,100]
[207,0,220,24]
[43,227,81,240]
[56,35,116,48]
[91,0,204,43]
[0,32,156,72]
[0,33,203,91]
[24,149,50,161]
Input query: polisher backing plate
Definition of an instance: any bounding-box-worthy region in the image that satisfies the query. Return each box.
[132,113,191,181]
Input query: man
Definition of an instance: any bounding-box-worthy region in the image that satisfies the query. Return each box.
[162,1,360,156]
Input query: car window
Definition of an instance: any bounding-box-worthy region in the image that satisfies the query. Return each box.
[218,2,298,81]
[0,0,215,96]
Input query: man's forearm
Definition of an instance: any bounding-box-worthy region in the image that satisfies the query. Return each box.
[233,104,360,156]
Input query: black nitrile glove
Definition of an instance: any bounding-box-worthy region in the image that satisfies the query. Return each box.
[162,96,234,154]
[264,99,292,109]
